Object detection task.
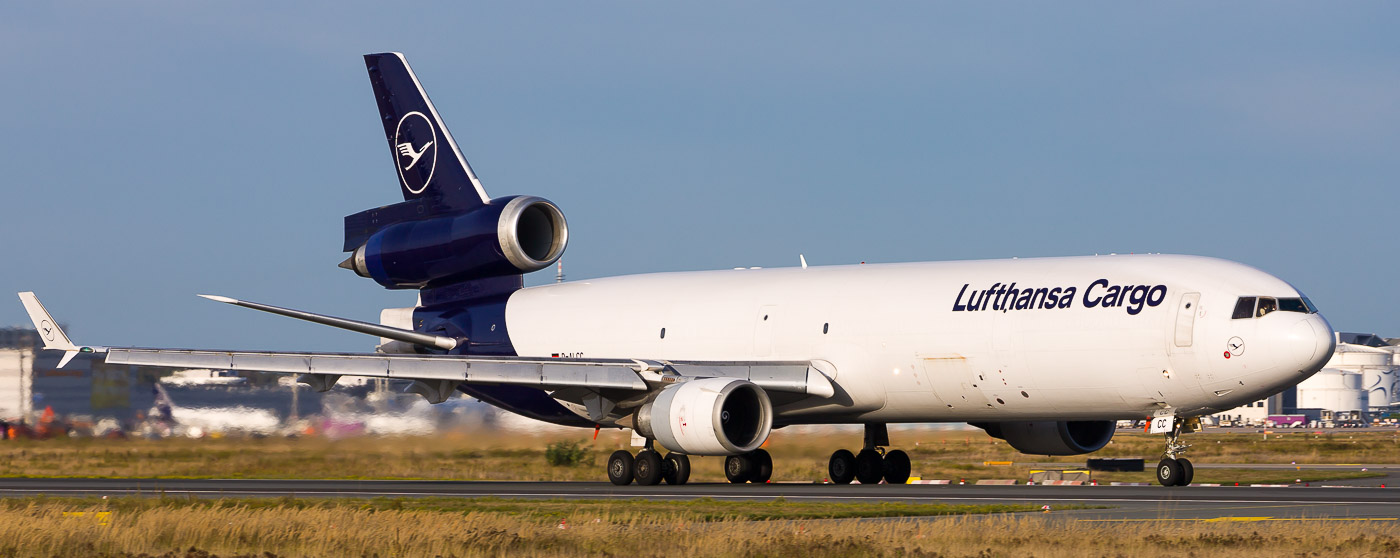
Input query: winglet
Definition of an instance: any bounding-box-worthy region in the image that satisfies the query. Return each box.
[17,292,83,367]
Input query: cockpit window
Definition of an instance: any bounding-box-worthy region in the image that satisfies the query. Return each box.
[1233,295,1317,319]
[1231,297,1256,320]
[1279,298,1309,314]
[1256,297,1277,317]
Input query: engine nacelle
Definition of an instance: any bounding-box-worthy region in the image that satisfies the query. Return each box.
[974,420,1115,456]
[635,378,773,456]
[344,195,567,289]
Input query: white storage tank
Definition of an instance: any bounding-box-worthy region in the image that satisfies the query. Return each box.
[1296,368,1366,412]
[1325,337,1400,409]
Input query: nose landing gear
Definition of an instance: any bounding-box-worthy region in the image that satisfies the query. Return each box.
[1155,416,1199,487]
[827,424,912,485]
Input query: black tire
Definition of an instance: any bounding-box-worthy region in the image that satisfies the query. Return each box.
[725,454,754,483]
[634,450,663,486]
[883,449,911,485]
[663,453,691,485]
[751,449,773,484]
[607,450,634,486]
[1178,458,1194,486]
[829,449,857,485]
[855,449,884,485]
[1156,458,1184,487]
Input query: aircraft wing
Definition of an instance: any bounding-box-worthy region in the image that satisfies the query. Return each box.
[18,293,835,403]
[104,348,827,394]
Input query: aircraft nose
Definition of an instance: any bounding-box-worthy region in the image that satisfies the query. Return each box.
[1285,315,1334,375]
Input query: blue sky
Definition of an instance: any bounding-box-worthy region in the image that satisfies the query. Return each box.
[1,2,1396,351]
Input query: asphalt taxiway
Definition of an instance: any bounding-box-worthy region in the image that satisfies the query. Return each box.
[0,478,1395,521]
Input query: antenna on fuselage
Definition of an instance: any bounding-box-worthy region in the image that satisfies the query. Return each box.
[800,254,808,269]
[556,259,565,283]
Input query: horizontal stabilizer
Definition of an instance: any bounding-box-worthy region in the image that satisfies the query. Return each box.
[197,294,457,351]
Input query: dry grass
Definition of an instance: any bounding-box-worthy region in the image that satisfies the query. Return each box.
[0,497,1394,557]
[0,429,1395,484]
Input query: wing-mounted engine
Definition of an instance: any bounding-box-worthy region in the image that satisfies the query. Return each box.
[634,378,774,456]
[973,420,1115,456]
[341,195,567,289]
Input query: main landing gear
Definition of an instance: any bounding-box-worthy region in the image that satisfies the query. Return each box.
[1156,416,1198,487]
[828,423,911,485]
[607,441,691,486]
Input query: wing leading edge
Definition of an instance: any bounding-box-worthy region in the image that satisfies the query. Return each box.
[17,293,835,404]
[103,348,829,397]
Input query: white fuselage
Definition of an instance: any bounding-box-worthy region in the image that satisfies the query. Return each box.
[504,254,1334,424]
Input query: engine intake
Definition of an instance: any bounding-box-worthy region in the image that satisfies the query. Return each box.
[636,378,773,456]
[343,196,567,289]
[973,420,1115,456]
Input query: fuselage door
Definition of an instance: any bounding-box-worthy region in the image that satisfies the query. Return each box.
[1174,292,1201,348]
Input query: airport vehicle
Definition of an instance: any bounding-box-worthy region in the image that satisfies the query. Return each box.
[18,53,1335,487]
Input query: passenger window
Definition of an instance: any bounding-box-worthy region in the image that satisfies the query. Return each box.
[1256,297,1277,317]
[1279,298,1308,313]
[1231,297,1256,320]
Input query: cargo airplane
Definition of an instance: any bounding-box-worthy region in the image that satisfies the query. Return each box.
[19,53,1334,487]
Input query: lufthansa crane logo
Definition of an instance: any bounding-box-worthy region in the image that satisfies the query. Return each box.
[393,111,438,195]
[39,319,55,342]
[1226,336,1245,358]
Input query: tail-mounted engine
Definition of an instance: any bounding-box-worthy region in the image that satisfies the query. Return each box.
[341,195,567,289]
[973,420,1115,456]
[635,378,773,456]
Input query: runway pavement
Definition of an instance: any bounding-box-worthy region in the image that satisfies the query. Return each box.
[0,478,1395,521]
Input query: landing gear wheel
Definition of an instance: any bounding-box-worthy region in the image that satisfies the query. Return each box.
[634,450,663,485]
[662,453,691,485]
[1178,457,1194,486]
[1156,458,1185,487]
[607,450,634,486]
[855,449,884,485]
[883,449,911,485]
[751,449,773,484]
[829,449,857,485]
[725,454,754,483]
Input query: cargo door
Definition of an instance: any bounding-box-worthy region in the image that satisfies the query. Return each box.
[1173,293,1201,348]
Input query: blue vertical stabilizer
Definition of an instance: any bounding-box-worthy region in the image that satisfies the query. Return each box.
[363,52,489,211]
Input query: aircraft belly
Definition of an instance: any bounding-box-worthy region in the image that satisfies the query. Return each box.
[458,384,595,428]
